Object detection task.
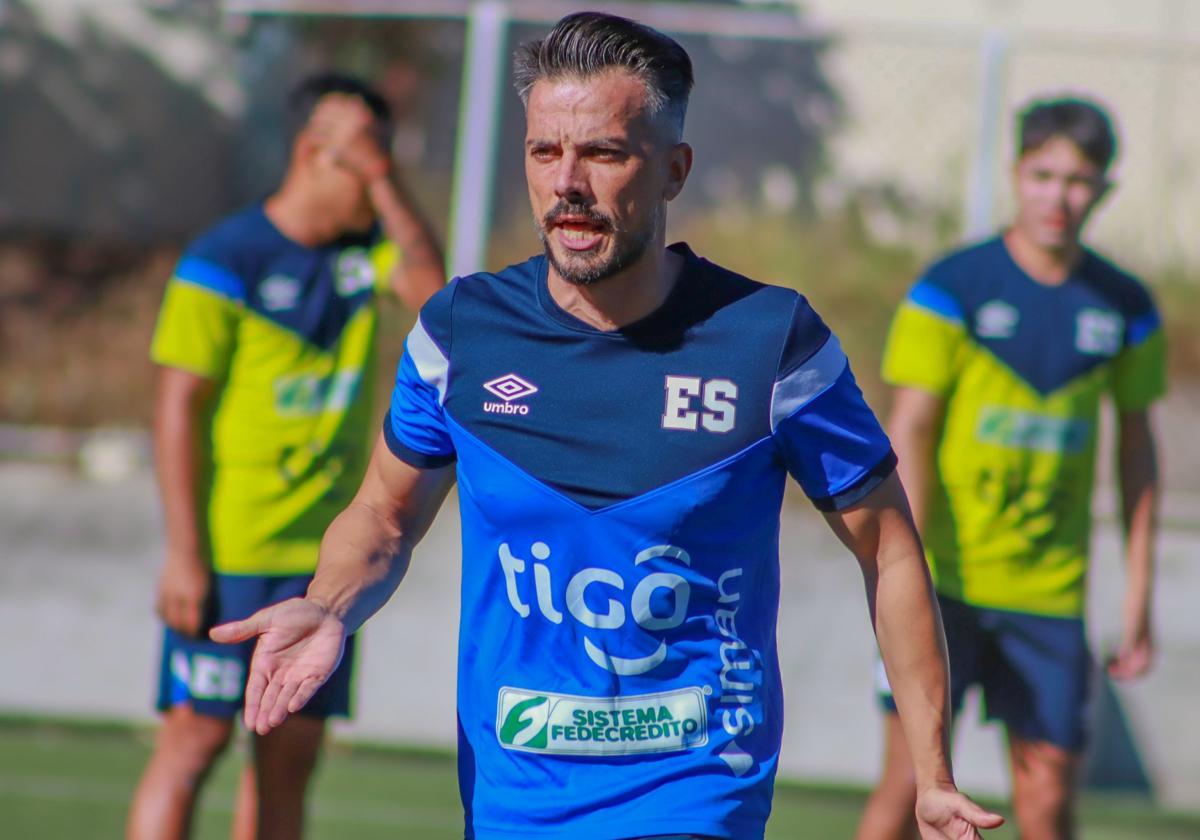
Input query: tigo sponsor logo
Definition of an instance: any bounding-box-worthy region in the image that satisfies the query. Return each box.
[976,405,1090,453]
[498,541,692,676]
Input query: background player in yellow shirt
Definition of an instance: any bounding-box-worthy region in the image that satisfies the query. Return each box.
[857,98,1164,840]
[127,74,444,840]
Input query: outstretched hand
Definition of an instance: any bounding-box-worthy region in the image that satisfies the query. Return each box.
[210,598,347,735]
[916,784,1005,839]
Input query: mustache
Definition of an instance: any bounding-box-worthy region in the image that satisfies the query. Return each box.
[541,202,613,232]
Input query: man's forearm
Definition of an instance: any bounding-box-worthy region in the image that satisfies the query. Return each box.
[153,375,207,560]
[306,501,415,634]
[886,389,943,535]
[891,431,933,535]
[834,475,955,791]
[368,177,445,310]
[872,536,954,791]
[1118,415,1159,619]
[1120,472,1156,609]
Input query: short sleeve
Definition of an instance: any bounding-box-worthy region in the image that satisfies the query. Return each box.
[772,299,895,511]
[149,256,245,379]
[384,283,457,468]
[370,238,401,294]
[881,279,969,397]
[1111,305,1167,412]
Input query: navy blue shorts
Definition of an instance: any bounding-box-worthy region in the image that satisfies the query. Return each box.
[879,594,1091,752]
[156,573,356,720]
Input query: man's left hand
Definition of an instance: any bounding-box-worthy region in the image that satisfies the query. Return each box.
[1107,604,1154,680]
[915,784,1005,839]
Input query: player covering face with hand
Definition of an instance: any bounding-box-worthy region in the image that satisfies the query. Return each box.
[127,73,444,840]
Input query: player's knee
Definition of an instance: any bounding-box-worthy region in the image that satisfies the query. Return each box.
[865,766,917,826]
[155,708,235,778]
[1016,781,1072,818]
[874,777,918,814]
[858,782,919,840]
[876,757,918,803]
[1014,775,1074,837]
[254,716,325,790]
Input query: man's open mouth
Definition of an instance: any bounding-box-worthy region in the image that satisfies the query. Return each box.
[553,218,607,252]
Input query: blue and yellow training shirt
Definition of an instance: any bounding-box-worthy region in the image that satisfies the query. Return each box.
[150,204,399,575]
[882,236,1166,617]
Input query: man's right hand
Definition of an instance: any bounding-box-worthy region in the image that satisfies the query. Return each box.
[309,94,391,185]
[155,550,211,638]
[210,598,347,735]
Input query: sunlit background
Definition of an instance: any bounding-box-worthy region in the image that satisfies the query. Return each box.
[1,1,1198,837]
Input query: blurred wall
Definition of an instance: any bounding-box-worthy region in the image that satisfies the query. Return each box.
[799,0,1200,276]
[0,1,247,241]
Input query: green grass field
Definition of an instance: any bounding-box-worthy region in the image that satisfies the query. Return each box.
[3,718,1197,839]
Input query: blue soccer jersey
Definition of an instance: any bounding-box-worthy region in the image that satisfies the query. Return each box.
[385,244,895,839]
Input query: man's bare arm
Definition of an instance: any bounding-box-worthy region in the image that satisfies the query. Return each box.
[825,473,951,791]
[887,387,945,534]
[824,473,1002,837]
[307,433,456,633]
[1109,408,1159,680]
[153,365,215,637]
[367,177,446,311]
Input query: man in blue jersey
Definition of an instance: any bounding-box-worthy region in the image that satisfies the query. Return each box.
[213,13,1002,839]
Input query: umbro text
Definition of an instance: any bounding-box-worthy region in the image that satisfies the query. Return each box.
[484,401,530,415]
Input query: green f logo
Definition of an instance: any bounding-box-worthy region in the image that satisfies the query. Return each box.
[499,695,549,748]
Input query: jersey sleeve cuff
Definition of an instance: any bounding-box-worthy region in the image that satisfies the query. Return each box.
[879,374,949,398]
[149,353,224,380]
[809,449,898,512]
[1114,388,1167,413]
[382,415,456,469]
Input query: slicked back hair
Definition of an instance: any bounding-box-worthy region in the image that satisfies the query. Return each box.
[1018,96,1117,172]
[286,71,392,143]
[513,12,694,140]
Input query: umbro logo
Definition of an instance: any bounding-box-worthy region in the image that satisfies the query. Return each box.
[975,300,1019,339]
[260,274,300,311]
[484,374,538,402]
[483,373,538,416]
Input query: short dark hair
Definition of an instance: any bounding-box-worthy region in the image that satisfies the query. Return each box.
[286,71,392,141]
[513,12,694,139]
[1017,96,1117,171]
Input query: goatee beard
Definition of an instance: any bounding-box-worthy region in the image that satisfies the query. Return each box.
[537,202,660,287]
